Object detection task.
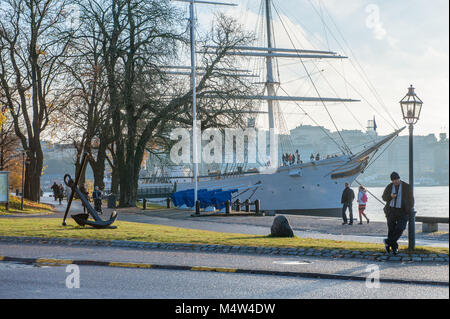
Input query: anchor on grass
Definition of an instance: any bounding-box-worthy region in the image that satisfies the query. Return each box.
[62,152,118,229]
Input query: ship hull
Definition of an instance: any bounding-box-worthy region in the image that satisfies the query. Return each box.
[175,155,367,216]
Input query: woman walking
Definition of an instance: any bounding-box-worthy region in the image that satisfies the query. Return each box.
[58,184,65,205]
[357,186,370,224]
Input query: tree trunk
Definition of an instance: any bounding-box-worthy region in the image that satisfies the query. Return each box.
[111,166,119,196]
[118,160,138,207]
[90,159,105,190]
[23,146,43,202]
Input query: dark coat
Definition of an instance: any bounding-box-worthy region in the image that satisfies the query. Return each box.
[382,181,414,215]
[341,187,355,204]
[58,186,64,199]
[51,183,59,194]
[92,190,102,201]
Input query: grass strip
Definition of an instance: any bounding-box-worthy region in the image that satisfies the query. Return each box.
[0,217,447,255]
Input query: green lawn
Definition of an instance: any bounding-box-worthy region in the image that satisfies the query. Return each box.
[0,196,54,215]
[136,200,166,210]
[0,218,447,255]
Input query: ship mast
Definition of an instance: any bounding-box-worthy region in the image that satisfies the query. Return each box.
[175,0,237,205]
[265,0,276,130]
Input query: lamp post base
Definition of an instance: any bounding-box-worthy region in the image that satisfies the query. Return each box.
[408,209,416,251]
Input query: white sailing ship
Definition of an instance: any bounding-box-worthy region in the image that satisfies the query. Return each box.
[157,0,403,216]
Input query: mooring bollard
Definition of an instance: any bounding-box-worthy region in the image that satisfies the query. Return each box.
[195,200,200,215]
[235,199,241,212]
[225,200,231,214]
[245,199,250,212]
[166,198,171,209]
[255,199,260,215]
[142,198,147,210]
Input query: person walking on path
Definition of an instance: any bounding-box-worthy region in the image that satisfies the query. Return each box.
[381,172,414,255]
[341,182,355,225]
[58,184,65,205]
[357,186,370,224]
[92,186,103,215]
[66,186,71,203]
[51,182,59,201]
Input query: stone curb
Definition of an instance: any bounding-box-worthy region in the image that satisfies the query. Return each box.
[0,236,448,264]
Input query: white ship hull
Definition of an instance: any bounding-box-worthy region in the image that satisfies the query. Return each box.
[175,154,370,216]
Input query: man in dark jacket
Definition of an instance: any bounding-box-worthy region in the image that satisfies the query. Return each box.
[92,186,103,214]
[51,182,59,201]
[341,182,355,225]
[382,172,414,255]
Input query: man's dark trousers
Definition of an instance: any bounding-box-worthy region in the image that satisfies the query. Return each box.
[342,202,353,224]
[386,208,408,250]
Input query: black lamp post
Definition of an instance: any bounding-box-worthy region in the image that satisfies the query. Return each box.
[21,151,25,210]
[399,85,423,250]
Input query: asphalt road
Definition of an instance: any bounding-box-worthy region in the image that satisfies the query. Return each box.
[0,243,448,283]
[0,262,448,299]
[0,242,448,299]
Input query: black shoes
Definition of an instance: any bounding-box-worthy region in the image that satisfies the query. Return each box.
[383,239,391,254]
[383,239,399,255]
[342,222,347,225]
[392,246,399,255]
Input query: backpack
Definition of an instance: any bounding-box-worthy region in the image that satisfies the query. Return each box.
[362,193,368,203]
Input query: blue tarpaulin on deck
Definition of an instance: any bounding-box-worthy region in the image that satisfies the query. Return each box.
[171,188,238,209]
[212,189,238,209]
[171,189,207,207]
[198,189,222,208]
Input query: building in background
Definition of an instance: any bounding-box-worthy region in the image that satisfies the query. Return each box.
[289,125,449,186]
[40,128,449,191]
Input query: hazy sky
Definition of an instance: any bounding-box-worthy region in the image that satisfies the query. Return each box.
[179,0,449,138]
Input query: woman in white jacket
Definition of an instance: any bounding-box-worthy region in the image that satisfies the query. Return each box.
[357,186,370,224]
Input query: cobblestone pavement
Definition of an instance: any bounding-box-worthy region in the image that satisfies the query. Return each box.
[0,235,448,264]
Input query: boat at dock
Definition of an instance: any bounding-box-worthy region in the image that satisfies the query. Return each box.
[145,0,403,216]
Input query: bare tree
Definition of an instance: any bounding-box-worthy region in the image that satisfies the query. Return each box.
[58,14,113,189]
[0,0,72,201]
[75,0,257,207]
[0,111,21,171]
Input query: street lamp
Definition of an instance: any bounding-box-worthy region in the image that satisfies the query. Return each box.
[20,151,27,210]
[399,85,423,250]
[19,150,31,210]
[21,151,25,210]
